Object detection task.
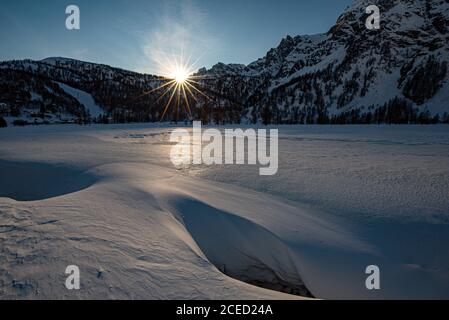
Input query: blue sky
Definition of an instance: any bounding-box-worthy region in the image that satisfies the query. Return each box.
[0,0,353,74]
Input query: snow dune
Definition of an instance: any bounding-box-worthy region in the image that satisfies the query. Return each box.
[0,160,309,299]
[0,124,448,299]
[158,189,313,296]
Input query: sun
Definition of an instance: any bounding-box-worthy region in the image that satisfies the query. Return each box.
[135,53,213,121]
[173,67,189,84]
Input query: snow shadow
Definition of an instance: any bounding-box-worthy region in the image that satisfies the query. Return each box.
[0,160,97,201]
[167,196,313,297]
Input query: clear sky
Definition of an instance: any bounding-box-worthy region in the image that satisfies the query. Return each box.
[0,0,353,75]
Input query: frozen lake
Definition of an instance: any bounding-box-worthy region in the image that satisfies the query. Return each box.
[1,124,448,299]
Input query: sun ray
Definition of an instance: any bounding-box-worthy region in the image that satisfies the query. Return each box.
[184,81,212,100]
[176,84,181,121]
[135,51,218,121]
[181,84,192,119]
[155,81,178,104]
[187,50,207,74]
[184,78,203,85]
[134,80,176,100]
[160,83,179,120]
[189,74,216,80]
[183,82,198,103]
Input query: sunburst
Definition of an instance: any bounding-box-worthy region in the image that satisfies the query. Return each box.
[172,66,189,85]
[138,53,212,122]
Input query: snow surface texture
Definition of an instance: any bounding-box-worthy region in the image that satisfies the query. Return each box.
[0,124,448,299]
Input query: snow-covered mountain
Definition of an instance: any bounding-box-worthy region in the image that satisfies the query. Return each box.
[1,0,448,125]
[198,0,449,124]
[0,58,167,125]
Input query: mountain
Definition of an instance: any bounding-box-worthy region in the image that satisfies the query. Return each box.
[198,0,449,124]
[1,0,448,125]
[0,58,166,124]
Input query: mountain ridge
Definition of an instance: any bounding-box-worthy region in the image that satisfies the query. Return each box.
[1,0,448,125]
